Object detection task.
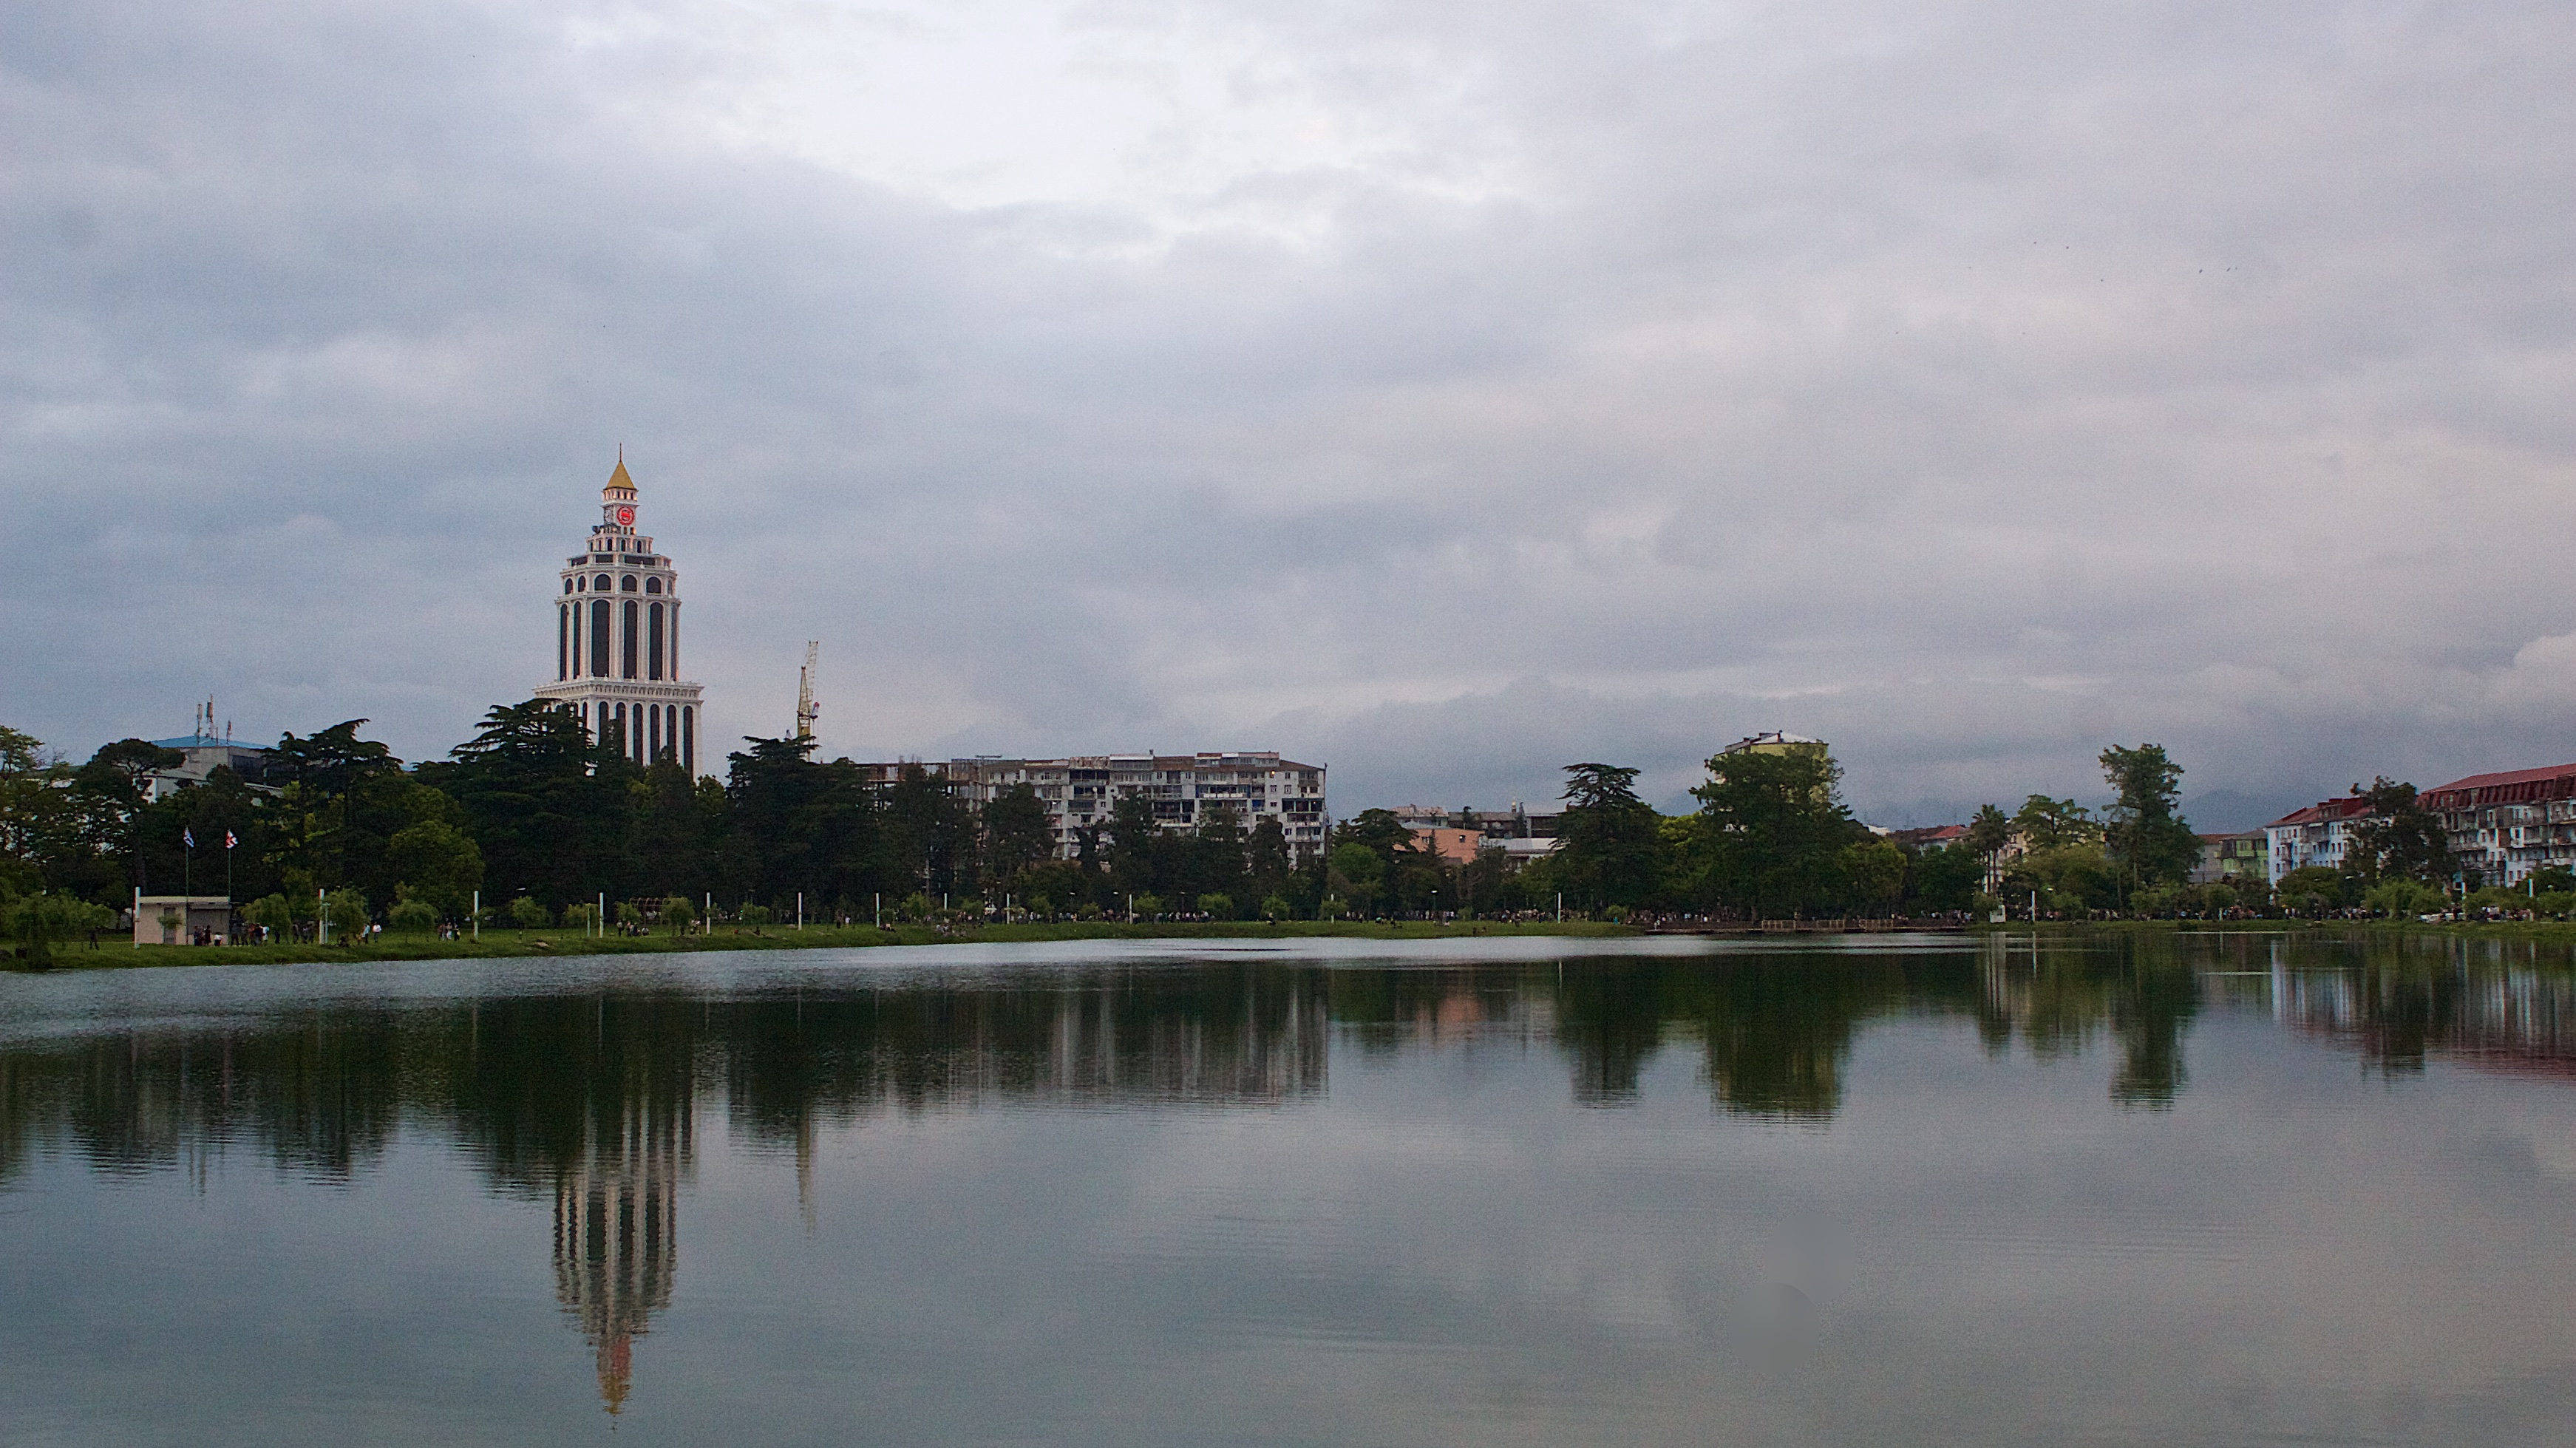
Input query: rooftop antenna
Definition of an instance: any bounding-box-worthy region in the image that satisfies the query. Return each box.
[795,642,820,741]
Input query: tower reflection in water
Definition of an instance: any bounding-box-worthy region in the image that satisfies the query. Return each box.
[16,945,2576,1412]
[549,1092,686,1413]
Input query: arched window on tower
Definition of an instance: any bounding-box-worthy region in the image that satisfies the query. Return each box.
[594,574,611,591]
[682,706,694,775]
[645,577,662,595]
[622,600,639,678]
[620,574,638,592]
[557,604,568,681]
[648,602,664,681]
[591,599,611,678]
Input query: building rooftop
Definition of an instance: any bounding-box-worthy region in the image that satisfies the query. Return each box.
[2420,763,2576,807]
[2265,798,2373,829]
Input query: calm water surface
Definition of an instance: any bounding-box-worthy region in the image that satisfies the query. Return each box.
[7,933,2576,1446]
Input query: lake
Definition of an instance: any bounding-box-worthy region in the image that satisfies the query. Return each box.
[7,931,2576,1446]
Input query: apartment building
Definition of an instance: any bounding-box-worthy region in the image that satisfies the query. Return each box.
[2263,798,2373,883]
[852,752,1327,863]
[2421,762,2576,886]
[2192,831,2268,885]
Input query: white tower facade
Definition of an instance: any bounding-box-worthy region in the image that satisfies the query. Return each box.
[534,458,707,775]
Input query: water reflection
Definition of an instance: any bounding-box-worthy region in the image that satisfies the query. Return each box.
[8,938,2576,1423]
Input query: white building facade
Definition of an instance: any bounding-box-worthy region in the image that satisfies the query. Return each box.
[857,753,1328,863]
[534,459,706,774]
[2263,797,2371,883]
[2422,763,2576,886]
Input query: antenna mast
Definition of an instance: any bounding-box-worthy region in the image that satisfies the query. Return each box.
[795,642,820,741]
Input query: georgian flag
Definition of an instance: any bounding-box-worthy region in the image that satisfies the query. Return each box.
[225,832,237,849]
[183,828,195,849]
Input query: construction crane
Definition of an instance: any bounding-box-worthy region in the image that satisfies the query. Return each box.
[795,642,820,741]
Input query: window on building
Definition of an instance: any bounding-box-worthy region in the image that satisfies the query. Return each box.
[645,577,662,595]
[620,574,639,592]
[590,599,611,677]
[622,600,639,678]
[648,602,665,681]
[557,605,568,681]
[682,707,694,775]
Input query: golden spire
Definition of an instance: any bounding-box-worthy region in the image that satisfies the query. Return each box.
[605,453,637,502]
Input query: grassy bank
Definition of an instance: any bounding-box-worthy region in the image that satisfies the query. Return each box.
[1968,917,2576,942]
[16,918,1640,971]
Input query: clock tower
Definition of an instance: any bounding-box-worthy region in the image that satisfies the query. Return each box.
[534,457,707,774]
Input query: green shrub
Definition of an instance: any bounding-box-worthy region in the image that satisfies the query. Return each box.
[661,896,696,934]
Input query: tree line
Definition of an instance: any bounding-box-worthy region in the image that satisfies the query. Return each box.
[13,698,2434,962]
[1,703,1344,952]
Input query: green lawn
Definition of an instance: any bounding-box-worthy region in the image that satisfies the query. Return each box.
[26,918,1638,970]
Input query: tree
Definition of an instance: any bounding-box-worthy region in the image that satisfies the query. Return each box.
[1908,843,1985,914]
[1327,841,1385,917]
[1554,764,1665,910]
[322,888,370,942]
[1840,837,1907,917]
[2,890,115,965]
[725,735,891,913]
[1245,817,1291,905]
[882,763,966,897]
[263,721,409,899]
[418,702,595,911]
[979,784,1056,893]
[509,896,551,934]
[387,812,483,924]
[1964,803,2011,863]
[1688,747,1855,919]
[660,895,696,936]
[2099,744,2199,897]
[2276,865,2345,917]
[243,893,295,942]
[0,727,78,898]
[2011,795,2099,850]
[71,738,183,896]
[2343,778,2453,886]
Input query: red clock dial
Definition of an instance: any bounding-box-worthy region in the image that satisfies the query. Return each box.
[615,506,636,526]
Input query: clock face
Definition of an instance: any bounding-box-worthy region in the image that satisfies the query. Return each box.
[614,506,636,526]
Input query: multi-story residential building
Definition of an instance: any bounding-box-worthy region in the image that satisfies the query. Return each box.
[1390,803,1564,871]
[2192,831,2267,885]
[1390,803,1561,837]
[2264,798,2373,883]
[2421,762,2576,886]
[852,753,1327,863]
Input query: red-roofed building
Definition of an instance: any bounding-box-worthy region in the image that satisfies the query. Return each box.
[2192,832,2267,885]
[2263,797,2374,884]
[2420,762,2576,886]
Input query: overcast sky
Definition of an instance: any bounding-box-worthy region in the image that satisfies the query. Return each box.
[6,0,2574,826]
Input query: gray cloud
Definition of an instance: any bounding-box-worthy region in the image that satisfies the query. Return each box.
[6,0,2575,832]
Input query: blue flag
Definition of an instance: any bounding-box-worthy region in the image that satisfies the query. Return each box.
[183,828,195,849]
